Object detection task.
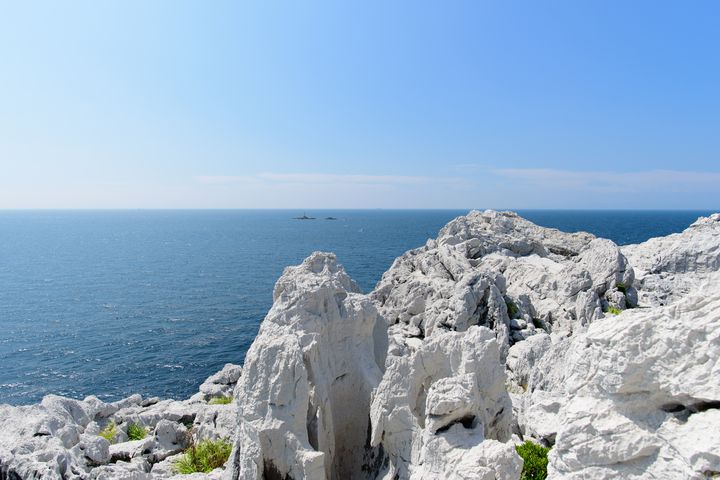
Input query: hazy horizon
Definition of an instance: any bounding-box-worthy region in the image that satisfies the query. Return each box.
[1,1,718,210]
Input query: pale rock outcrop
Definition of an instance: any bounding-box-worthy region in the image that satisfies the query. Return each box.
[505,332,551,393]
[228,253,384,480]
[229,251,524,480]
[0,363,242,479]
[190,364,242,402]
[373,210,635,362]
[521,274,720,478]
[369,327,517,480]
[622,213,720,306]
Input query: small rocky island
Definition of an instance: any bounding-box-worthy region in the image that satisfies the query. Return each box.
[2,211,719,479]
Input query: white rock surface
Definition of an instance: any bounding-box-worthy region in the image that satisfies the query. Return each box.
[522,274,720,478]
[229,252,385,480]
[228,250,523,480]
[0,363,242,479]
[373,210,635,361]
[622,212,720,306]
[369,326,516,479]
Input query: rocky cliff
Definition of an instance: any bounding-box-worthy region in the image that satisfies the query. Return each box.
[1,210,719,479]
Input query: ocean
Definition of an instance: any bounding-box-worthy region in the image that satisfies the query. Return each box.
[0,209,714,405]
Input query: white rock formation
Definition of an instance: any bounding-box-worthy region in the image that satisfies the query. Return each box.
[369,327,519,480]
[228,250,523,480]
[228,253,385,480]
[0,364,242,479]
[524,273,720,478]
[373,210,636,361]
[622,213,720,306]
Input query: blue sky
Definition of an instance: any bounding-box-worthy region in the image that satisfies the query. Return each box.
[1,1,718,209]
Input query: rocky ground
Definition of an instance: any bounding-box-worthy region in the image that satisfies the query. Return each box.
[0,364,241,479]
[2,210,719,479]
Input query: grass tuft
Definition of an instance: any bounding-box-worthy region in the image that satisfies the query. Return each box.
[208,395,233,405]
[531,317,546,331]
[99,421,118,443]
[516,440,550,480]
[127,422,148,441]
[606,306,622,315]
[506,299,519,319]
[174,438,232,474]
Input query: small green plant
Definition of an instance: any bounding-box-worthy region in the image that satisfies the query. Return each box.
[506,299,519,319]
[174,438,233,473]
[516,440,550,480]
[531,318,546,331]
[99,421,118,443]
[606,306,622,315]
[616,282,627,294]
[208,395,233,405]
[127,422,148,441]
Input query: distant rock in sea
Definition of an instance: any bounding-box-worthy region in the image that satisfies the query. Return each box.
[2,210,719,479]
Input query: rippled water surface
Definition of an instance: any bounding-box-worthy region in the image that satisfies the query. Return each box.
[0,209,713,405]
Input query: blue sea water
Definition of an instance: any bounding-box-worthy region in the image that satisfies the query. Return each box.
[0,209,714,405]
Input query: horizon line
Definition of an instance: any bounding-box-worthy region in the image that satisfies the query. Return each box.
[0,207,717,212]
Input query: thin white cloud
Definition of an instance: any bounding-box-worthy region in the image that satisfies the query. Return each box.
[494,168,720,192]
[196,175,261,185]
[197,172,466,186]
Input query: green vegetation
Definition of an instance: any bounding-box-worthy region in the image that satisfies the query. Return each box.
[208,395,233,405]
[531,318,546,331]
[99,421,118,443]
[127,422,148,441]
[506,299,519,319]
[174,438,233,474]
[606,306,622,315]
[516,441,550,480]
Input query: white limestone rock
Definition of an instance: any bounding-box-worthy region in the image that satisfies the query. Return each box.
[228,251,523,480]
[192,404,236,442]
[195,364,242,402]
[229,252,384,480]
[621,212,720,306]
[109,438,156,463]
[0,361,238,479]
[89,457,152,480]
[373,210,635,360]
[0,396,106,478]
[369,326,515,480]
[522,274,720,478]
[150,420,188,463]
[71,434,111,466]
[505,332,551,393]
[419,434,523,480]
[150,452,184,476]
